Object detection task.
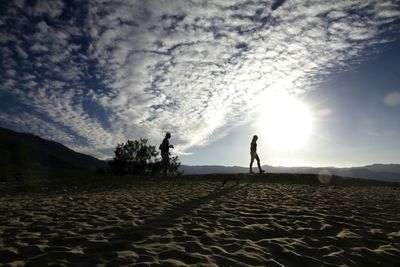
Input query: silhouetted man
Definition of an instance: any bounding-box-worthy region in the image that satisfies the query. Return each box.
[160,132,174,176]
[250,135,265,174]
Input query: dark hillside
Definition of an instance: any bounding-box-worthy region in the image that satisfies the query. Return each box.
[0,127,106,181]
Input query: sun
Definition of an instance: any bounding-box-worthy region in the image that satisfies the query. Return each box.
[258,94,313,150]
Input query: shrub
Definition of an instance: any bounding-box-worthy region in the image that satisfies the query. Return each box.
[108,138,182,176]
[108,138,157,175]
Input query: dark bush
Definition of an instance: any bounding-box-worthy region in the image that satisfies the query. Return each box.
[108,138,182,176]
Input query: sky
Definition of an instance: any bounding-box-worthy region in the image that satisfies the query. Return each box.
[1,0,400,167]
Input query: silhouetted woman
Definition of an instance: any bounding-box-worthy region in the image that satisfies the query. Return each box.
[250,135,265,174]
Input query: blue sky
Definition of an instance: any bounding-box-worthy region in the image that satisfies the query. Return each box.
[1,0,400,167]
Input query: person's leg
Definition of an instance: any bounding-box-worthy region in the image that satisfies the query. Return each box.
[161,158,166,176]
[165,157,170,175]
[163,162,166,176]
[256,154,265,173]
[250,152,255,173]
[162,154,169,176]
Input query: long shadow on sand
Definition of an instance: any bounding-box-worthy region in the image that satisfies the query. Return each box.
[103,182,250,245]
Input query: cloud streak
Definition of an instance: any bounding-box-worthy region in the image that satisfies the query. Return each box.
[384,91,400,107]
[1,0,399,158]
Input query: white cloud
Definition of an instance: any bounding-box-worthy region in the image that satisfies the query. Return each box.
[29,0,65,18]
[1,0,400,159]
[0,112,74,144]
[15,45,28,59]
[384,91,400,107]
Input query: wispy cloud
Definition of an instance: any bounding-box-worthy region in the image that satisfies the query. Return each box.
[1,0,399,158]
[0,111,74,144]
[384,91,400,107]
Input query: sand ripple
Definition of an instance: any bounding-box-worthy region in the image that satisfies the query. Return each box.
[1,181,400,266]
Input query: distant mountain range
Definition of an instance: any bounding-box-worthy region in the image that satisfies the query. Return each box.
[180,164,400,183]
[0,127,105,180]
[1,126,399,183]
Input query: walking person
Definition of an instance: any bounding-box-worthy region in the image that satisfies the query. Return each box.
[159,132,174,176]
[250,135,265,174]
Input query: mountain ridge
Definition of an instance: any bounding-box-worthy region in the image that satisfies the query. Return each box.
[0,127,106,180]
[180,164,400,183]
[1,126,399,183]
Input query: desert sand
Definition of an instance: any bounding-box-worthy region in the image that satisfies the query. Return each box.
[1,176,400,266]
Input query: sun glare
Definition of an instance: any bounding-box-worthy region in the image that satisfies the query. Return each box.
[258,94,313,150]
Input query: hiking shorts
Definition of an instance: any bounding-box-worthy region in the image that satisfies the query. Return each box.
[250,150,259,162]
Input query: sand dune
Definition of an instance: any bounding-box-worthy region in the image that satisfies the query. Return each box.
[1,178,399,266]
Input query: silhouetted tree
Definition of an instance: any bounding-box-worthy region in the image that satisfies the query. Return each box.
[109,138,158,175]
[108,138,182,176]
